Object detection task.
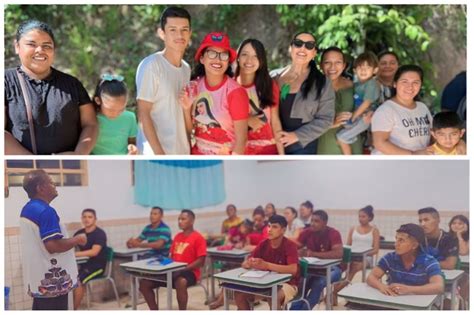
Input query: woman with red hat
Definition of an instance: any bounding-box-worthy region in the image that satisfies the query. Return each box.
[235,38,284,155]
[180,32,249,155]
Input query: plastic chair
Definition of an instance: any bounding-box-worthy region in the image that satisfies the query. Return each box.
[85,246,120,309]
[285,259,311,310]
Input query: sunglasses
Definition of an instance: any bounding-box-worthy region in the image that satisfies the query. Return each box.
[291,39,316,50]
[205,49,230,61]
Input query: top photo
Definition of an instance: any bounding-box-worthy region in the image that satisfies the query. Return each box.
[3,4,467,156]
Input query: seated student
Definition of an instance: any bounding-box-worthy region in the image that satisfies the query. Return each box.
[291,210,343,310]
[126,206,172,258]
[428,111,466,155]
[209,204,243,246]
[245,206,269,250]
[234,215,299,310]
[367,223,444,298]
[299,200,314,227]
[73,209,108,310]
[264,202,277,220]
[226,218,253,249]
[449,214,469,256]
[283,206,304,243]
[139,209,207,310]
[209,219,254,309]
[334,205,380,298]
[418,207,458,269]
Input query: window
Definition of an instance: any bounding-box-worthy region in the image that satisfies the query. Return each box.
[6,160,88,187]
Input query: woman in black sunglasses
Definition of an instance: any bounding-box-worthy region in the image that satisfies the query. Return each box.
[270,32,335,154]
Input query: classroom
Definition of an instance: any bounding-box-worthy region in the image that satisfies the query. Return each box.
[3,159,469,310]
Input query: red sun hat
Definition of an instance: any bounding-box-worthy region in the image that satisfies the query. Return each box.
[194,32,237,63]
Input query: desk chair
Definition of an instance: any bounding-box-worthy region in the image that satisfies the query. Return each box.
[285,259,310,310]
[86,246,121,309]
[325,247,352,306]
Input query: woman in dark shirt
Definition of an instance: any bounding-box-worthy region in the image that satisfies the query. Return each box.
[271,32,335,154]
[5,20,97,155]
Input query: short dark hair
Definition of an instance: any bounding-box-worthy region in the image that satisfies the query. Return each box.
[181,209,195,220]
[151,206,164,215]
[22,169,49,199]
[269,214,288,228]
[82,208,97,218]
[301,200,314,210]
[359,205,374,221]
[418,207,440,219]
[354,51,378,68]
[312,209,329,223]
[377,51,399,64]
[432,111,463,130]
[160,6,191,30]
[16,20,55,45]
[226,204,237,212]
[252,206,265,218]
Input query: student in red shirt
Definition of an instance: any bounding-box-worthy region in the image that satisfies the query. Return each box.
[235,215,299,310]
[245,206,269,250]
[139,209,207,310]
[291,210,343,310]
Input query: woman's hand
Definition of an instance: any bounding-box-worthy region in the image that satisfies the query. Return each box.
[178,88,193,112]
[333,112,352,128]
[362,111,374,125]
[278,131,299,147]
[456,140,467,155]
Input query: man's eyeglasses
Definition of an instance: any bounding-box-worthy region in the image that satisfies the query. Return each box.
[291,39,316,50]
[205,49,230,61]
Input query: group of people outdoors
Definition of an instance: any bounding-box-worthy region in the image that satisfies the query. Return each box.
[5,6,467,155]
[18,169,470,310]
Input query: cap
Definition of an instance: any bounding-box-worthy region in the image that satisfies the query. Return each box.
[194,32,236,63]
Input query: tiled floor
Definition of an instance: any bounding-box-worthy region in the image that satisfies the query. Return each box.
[82,272,367,311]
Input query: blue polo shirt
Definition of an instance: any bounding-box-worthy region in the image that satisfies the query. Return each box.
[377,251,442,286]
[138,221,172,257]
[20,199,63,242]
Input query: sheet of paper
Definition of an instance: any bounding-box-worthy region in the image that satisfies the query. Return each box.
[239,270,270,278]
[303,257,321,264]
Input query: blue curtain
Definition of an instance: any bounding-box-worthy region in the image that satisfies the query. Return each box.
[134,160,226,209]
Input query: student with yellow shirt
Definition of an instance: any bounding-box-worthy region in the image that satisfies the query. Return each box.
[429,111,465,155]
[221,204,243,234]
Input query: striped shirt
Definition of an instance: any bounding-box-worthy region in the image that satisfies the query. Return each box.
[378,251,442,286]
[139,222,172,257]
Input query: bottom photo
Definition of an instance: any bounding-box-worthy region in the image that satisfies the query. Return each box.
[3,159,469,311]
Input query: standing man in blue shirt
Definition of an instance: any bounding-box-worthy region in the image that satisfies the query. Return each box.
[20,169,87,310]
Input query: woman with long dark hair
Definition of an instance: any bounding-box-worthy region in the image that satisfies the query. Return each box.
[180,32,248,155]
[235,38,284,154]
[271,32,335,154]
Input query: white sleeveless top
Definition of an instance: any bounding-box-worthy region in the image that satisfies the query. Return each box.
[352,227,374,249]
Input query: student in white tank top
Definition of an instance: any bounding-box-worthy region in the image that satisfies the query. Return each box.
[334,205,380,296]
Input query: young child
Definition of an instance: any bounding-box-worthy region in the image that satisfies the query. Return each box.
[91,74,138,155]
[429,111,465,155]
[336,51,380,155]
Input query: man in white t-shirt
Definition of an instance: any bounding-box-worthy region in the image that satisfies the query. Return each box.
[20,170,87,310]
[136,6,192,155]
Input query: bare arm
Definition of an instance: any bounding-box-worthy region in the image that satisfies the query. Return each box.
[232,119,248,155]
[185,255,206,272]
[367,266,397,296]
[352,100,372,121]
[458,238,469,256]
[138,239,166,250]
[45,234,86,254]
[4,131,33,155]
[137,99,165,154]
[76,244,102,258]
[346,227,354,246]
[266,262,297,275]
[270,105,285,155]
[371,227,380,256]
[72,104,98,154]
[439,256,457,270]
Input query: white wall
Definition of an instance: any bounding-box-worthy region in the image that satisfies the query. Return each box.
[4,160,259,227]
[254,160,469,211]
[4,159,468,227]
